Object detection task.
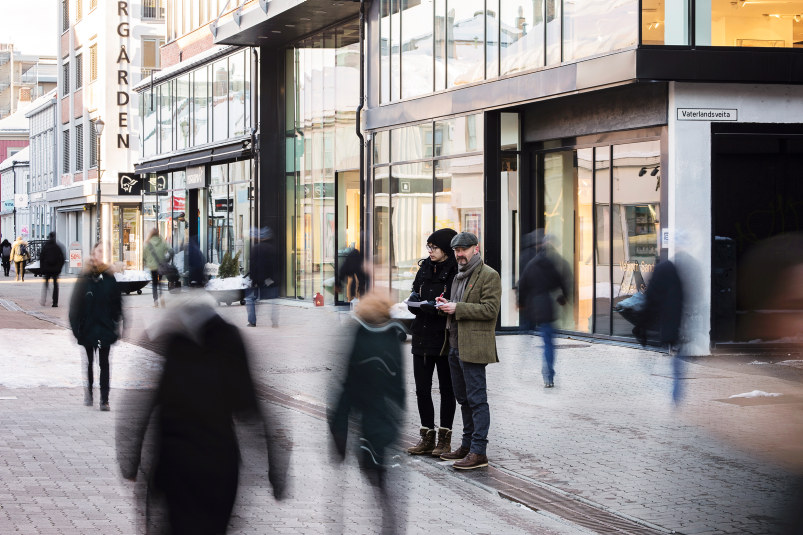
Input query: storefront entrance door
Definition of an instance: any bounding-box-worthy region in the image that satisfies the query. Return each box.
[335,170,360,305]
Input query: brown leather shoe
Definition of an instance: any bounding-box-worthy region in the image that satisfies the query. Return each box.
[439,445,470,461]
[452,452,488,470]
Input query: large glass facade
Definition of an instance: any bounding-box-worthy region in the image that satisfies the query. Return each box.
[372,114,484,303]
[140,49,253,159]
[531,137,661,339]
[285,21,361,302]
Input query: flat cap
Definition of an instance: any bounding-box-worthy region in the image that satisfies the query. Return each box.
[450,231,478,249]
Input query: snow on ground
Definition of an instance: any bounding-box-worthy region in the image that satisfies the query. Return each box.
[205,276,251,290]
[1,329,161,389]
[115,270,151,281]
[729,390,783,399]
[778,360,803,369]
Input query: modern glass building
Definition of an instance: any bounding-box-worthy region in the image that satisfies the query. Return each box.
[211,0,803,353]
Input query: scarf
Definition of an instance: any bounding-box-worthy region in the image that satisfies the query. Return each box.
[446,253,483,335]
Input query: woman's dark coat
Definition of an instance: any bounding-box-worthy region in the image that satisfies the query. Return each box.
[39,237,66,275]
[69,266,123,348]
[407,257,458,356]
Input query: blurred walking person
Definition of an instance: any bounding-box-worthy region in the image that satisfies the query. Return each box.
[405,228,458,457]
[143,228,173,307]
[1,238,11,276]
[116,292,288,534]
[329,291,406,534]
[39,232,66,307]
[336,246,370,301]
[517,231,571,388]
[246,227,279,328]
[69,243,123,411]
[435,232,501,470]
[11,235,29,281]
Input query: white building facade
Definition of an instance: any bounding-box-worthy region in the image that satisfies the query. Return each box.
[53,0,164,272]
[25,90,58,244]
[0,146,29,242]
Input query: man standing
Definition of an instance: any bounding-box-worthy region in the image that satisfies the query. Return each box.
[39,232,66,307]
[435,232,501,470]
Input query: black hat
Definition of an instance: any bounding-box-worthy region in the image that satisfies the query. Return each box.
[427,228,457,256]
[450,231,479,249]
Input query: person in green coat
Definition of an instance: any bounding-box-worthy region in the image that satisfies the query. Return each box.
[436,231,501,471]
[143,228,173,307]
[69,243,123,411]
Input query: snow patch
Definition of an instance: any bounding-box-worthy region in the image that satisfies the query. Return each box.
[748,361,769,365]
[205,276,251,290]
[778,360,803,369]
[729,390,782,399]
[115,270,151,282]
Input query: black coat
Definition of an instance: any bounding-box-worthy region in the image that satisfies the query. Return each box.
[39,239,66,275]
[518,248,571,325]
[1,240,11,263]
[249,239,275,287]
[644,260,683,345]
[69,266,123,348]
[407,257,458,356]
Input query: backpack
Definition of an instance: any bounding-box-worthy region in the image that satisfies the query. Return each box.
[1,244,9,260]
[18,243,28,258]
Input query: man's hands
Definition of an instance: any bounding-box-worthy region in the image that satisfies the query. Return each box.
[435,296,456,314]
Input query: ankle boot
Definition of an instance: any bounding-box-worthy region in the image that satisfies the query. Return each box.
[406,427,436,455]
[430,427,452,457]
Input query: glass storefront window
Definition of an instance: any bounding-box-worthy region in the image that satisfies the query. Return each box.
[380,0,391,103]
[229,51,246,137]
[374,131,390,164]
[642,0,690,45]
[501,0,545,75]
[436,114,484,156]
[401,0,434,98]
[391,123,433,162]
[374,166,391,294]
[159,82,172,153]
[563,0,637,62]
[143,88,157,157]
[434,155,484,243]
[447,0,486,87]
[696,0,803,48]
[487,0,499,79]
[193,67,209,146]
[212,59,228,142]
[175,74,190,150]
[208,164,229,265]
[594,146,612,335]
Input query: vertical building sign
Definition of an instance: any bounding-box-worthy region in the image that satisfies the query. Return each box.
[116,1,131,149]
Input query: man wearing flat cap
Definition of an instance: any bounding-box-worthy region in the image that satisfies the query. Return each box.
[435,231,501,470]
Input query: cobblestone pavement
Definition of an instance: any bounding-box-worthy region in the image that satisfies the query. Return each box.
[1,277,802,534]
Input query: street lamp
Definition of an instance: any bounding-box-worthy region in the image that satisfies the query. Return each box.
[94,118,105,245]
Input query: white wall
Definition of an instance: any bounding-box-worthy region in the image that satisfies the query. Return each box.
[668,82,803,355]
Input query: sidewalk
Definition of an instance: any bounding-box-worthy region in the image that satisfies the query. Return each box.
[1,278,802,534]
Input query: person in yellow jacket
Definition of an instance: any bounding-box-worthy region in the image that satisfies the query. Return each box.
[11,236,29,282]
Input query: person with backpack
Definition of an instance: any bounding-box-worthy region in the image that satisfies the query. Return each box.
[1,238,11,276]
[39,232,67,307]
[143,228,173,307]
[69,243,123,411]
[11,235,30,282]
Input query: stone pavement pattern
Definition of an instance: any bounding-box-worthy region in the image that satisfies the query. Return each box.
[1,277,802,534]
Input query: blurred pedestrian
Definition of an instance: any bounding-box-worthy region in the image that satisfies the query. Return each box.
[39,232,66,307]
[405,228,458,457]
[1,238,11,276]
[246,227,279,328]
[116,292,288,535]
[643,258,684,403]
[517,230,571,388]
[69,243,123,411]
[185,236,206,288]
[11,235,29,282]
[143,228,173,307]
[336,246,370,301]
[329,291,406,534]
[435,232,501,470]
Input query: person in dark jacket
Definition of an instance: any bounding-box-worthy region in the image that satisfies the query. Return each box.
[116,293,288,535]
[246,227,278,328]
[405,228,458,457]
[39,232,66,307]
[329,291,406,535]
[69,243,123,411]
[1,238,11,276]
[336,246,370,301]
[517,231,571,388]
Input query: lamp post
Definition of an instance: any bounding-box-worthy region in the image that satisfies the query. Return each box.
[94,118,105,245]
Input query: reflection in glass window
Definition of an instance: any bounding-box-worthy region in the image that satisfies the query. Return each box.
[447,0,485,87]
[642,0,689,45]
[212,59,228,141]
[374,166,391,294]
[487,0,499,78]
[159,82,172,153]
[175,74,190,150]
[501,0,545,74]
[193,67,209,145]
[142,88,157,157]
[374,130,390,164]
[380,0,391,103]
[390,162,433,302]
[434,155,484,243]
[563,0,637,62]
[546,0,561,64]
[229,51,246,137]
[391,0,401,101]
[611,140,661,337]
[435,0,447,90]
[435,114,484,156]
[594,146,612,335]
[401,0,434,98]
[244,51,251,135]
[208,164,229,265]
[391,123,433,162]
[696,0,803,48]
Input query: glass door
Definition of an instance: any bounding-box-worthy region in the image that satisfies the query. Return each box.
[335,170,360,304]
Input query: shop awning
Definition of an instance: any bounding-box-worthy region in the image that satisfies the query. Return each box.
[167,149,214,170]
[134,156,171,174]
[212,0,361,47]
[135,141,251,175]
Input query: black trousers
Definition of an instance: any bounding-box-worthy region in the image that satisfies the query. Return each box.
[42,274,59,305]
[85,345,111,403]
[2,260,9,276]
[150,270,160,302]
[412,354,456,430]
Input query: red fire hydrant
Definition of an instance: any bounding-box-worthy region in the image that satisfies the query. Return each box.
[313,292,324,307]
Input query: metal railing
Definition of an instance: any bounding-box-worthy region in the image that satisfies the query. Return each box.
[142,0,165,19]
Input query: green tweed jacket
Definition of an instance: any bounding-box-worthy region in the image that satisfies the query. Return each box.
[442,262,501,364]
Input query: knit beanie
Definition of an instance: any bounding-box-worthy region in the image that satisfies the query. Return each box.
[427,228,457,257]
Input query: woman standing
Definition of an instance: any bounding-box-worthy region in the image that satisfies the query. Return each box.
[10,235,29,281]
[69,243,123,411]
[1,238,11,276]
[406,228,459,456]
